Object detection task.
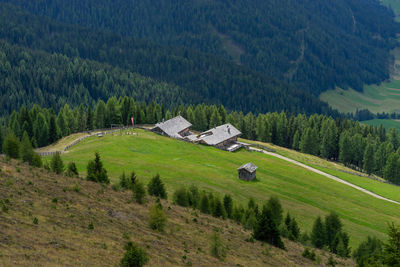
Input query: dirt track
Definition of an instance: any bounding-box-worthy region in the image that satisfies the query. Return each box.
[249,147,400,205]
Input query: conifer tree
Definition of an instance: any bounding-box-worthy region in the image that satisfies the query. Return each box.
[50,152,64,174]
[223,194,233,219]
[325,212,343,252]
[147,174,167,199]
[363,143,375,175]
[383,223,400,266]
[212,197,226,219]
[20,131,34,164]
[311,216,325,249]
[253,204,285,249]
[48,114,58,144]
[3,132,20,159]
[66,162,79,177]
[132,180,146,204]
[266,196,283,227]
[86,152,109,183]
[200,193,210,214]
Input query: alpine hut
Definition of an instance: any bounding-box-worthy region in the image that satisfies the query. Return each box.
[151,116,192,139]
[237,163,258,181]
[194,124,242,151]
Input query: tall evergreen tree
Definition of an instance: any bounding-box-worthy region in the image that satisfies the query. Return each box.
[253,204,285,249]
[363,143,375,175]
[147,174,167,199]
[223,194,233,219]
[87,152,109,183]
[3,132,20,159]
[311,216,325,249]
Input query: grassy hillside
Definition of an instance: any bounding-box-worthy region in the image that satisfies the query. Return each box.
[51,129,400,248]
[247,140,400,203]
[319,46,400,114]
[0,158,355,266]
[361,119,400,132]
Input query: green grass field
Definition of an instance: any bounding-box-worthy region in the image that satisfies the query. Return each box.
[381,0,400,19]
[53,129,400,248]
[319,82,400,114]
[361,119,400,132]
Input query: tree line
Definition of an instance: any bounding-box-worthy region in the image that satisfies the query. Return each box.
[3,97,400,185]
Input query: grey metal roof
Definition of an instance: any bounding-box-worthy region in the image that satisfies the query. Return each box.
[237,162,258,173]
[199,124,241,145]
[152,116,192,137]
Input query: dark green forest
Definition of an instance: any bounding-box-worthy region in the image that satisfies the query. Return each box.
[2,0,398,94]
[0,3,335,116]
[3,98,400,185]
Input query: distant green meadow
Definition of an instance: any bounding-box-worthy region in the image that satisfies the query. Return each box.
[361,119,400,132]
[53,129,400,247]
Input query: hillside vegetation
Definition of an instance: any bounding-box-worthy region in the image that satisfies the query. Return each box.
[52,129,400,247]
[0,3,332,116]
[0,157,354,266]
[3,0,399,95]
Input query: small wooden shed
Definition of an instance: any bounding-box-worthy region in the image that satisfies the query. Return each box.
[237,163,258,181]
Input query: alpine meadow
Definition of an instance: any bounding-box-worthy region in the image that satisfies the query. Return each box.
[1,1,400,266]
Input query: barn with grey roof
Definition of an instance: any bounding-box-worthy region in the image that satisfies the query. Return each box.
[237,163,258,181]
[151,116,192,139]
[186,124,246,151]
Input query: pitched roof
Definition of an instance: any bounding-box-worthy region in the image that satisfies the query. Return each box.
[237,162,258,173]
[152,115,192,138]
[198,124,241,145]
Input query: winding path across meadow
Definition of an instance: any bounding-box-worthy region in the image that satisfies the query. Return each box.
[249,147,400,205]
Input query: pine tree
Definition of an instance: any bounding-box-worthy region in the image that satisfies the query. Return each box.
[132,180,146,204]
[320,119,338,159]
[383,223,400,266]
[311,216,325,249]
[87,106,94,130]
[212,197,226,219]
[363,143,375,175]
[289,218,300,241]
[66,162,79,177]
[50,152,64,174]
[209,109,222,129]
[339,132,353,166]
[384,153,400,184]
[86,152,109,183]
[266,196,283,227]
[253,205,285,249]
[325,212,343,252]
[3,132,20,159]
[300,127,319,155]
[200,193,210,214]
[120,242,148,267]
[147,174,167,199]
[48,114,58,144]
[223,194,233,219]
[20,131,34,164]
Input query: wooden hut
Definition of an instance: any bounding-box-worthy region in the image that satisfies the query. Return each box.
[237,163,257,181]
[151,115,192,139]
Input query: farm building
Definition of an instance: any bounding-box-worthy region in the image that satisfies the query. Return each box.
[237,163,258,181]
[151,116,192,139]
[189,124,245,151]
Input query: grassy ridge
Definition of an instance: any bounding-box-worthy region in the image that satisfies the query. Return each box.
[55,129,400,247]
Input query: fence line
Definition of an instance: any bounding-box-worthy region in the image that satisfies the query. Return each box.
[35,126,138,156]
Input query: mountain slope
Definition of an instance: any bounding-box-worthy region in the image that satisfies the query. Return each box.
[3,0,399,94]
[0,158,353,266]
[0,3,335,116]
[55,129,400,247]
